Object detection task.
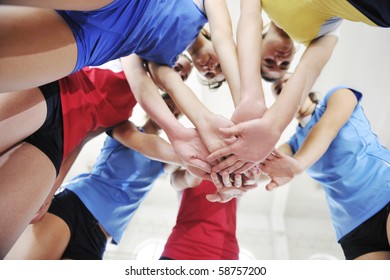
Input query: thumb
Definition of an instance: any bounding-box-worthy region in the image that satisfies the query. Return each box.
[188,158,211,174]
[206,193,222,203]
[219,124,244,138]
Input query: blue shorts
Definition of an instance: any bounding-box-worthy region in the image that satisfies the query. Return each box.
[347,0,390,27]
[48,189,107,260]
[338,201,390,259]
[24,81,63,175]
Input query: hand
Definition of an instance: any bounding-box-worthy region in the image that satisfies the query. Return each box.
[185,165,211,181]
[206,171,257,203]
[207,116,281,167]
[231,96,266,124]
[211,153,257,175]
[241,164,262,185]
[259,150,304,191]
[196,114,236,154]
[207,99,267,174]
[171,127,212,173]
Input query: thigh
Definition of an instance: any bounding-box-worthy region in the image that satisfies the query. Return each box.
[0,6,77,92]
[0,88,47,153]
[4,213,71,260]
[0,142,56,259]
[1,0,114,10]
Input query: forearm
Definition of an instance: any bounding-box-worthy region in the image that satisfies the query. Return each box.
[265,35,338,131]
[135,89,185,140]
[205,0,240,105]
[112,122,183,165]
[293,126,336,171]
[149,62,215,128]
[236,0,264,104]
[214,35,241,105]
[121,55,185,140]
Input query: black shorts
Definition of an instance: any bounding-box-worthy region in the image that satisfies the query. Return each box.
[339,201,390,260]
[24,81,63,175]
[159,256,174,260]
[48,188,107,260]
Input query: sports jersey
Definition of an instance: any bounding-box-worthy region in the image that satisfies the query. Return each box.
[287,86,390,240]
[57,0,207,72]
[65,135,165,244]
[161,180,239,260]
[59,65,137,158]
[262,0,389,45]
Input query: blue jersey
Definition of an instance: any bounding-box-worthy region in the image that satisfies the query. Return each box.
[65,135,165,244]
[57,0,207,72]
[288,86,390,240]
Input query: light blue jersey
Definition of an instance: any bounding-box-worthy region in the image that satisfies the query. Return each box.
[65,135,165,244]
[288,86,390,240]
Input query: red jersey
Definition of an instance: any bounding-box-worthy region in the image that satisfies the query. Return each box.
[162,180,239,260]
[59,66,137,158]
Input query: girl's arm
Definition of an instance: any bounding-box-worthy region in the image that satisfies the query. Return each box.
[204,0,240,104]
[265,35,339,132]
[120,55,184,142]
[148,61,236,154]
[207,34,339,168]
[260,88,358,190]
[120,54,211,173]
[111,121,182,166]
[233,0,266,118]
[292,88,357,169]
[205,0,265,114]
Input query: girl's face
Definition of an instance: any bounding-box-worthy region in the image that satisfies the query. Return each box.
[191,42,225,84]
[173,54,193,81]
[261,33,295,81]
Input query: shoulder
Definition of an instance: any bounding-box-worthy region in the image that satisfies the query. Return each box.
[324,86,362,104]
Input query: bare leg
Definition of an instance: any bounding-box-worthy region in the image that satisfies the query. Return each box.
[0,0,113,10]
[0,87,47,153]
[354,251,390,260]
[0,6,77,92]
[5,213,71,260]
[0,143,56,259]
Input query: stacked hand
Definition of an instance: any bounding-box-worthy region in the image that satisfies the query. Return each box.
[259,150,304,191]
[206,164,261,203]
[170,103,283,202]
[205,98,279,175]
